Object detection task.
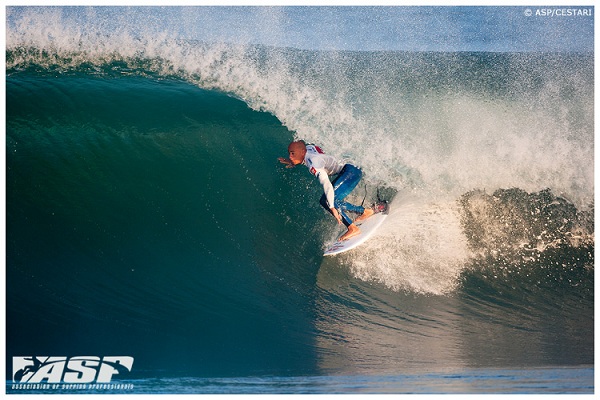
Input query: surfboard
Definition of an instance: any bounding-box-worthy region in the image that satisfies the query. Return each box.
[323,202,389,256]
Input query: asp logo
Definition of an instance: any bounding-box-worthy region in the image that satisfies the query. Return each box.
[13,356,134,384]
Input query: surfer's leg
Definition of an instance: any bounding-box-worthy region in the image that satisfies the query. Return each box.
[354,208,375,222]
[319,194,361,240]
[337,200,364,215]
[336,206,355,228]
[339,223,360,241]
[321,164,361,226]
[332,165,368,240]
[320,194,353,227]
[332,165,364,213]
[335,202,363,225]
[331,164,362,201]
[321,164,372,238]
[331,164,375,222]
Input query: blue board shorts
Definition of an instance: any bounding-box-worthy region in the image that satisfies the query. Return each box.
[319,164,364,227]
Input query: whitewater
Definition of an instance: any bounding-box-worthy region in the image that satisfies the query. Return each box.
[5,6,594,394]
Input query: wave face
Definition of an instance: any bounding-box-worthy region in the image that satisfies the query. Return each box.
[6,6,593,386]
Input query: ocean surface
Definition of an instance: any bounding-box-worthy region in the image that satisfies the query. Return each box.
[5,7,594,394]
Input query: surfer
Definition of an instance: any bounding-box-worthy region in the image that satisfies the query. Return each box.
[278,140,374,240]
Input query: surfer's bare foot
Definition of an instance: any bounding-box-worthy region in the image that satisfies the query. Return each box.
[340,224,361,241]
[354,208,374,222]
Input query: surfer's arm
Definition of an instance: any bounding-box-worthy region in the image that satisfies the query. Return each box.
[277,157,295,168]
[315,169,341,223]
[330,207,342,225]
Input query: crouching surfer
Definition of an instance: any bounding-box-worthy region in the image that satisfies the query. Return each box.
[278,140,374,241]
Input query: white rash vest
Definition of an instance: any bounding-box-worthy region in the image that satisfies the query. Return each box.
[303,145,343,208]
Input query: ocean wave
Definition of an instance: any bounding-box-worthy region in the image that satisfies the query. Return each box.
[7,6,595,208]
[6,6,594,379]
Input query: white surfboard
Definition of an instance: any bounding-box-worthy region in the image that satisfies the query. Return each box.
[323,210,388,256]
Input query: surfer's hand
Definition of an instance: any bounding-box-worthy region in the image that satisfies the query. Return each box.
[331,208,342,225]
[278,157,295,168]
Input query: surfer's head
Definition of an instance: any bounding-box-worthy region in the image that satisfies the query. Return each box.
[287,141,307,165]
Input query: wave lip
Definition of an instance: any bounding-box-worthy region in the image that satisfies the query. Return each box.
[7,7,595,208]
